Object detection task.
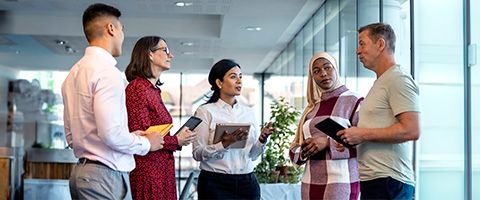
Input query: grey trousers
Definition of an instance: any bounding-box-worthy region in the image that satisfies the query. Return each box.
[69,161,132,200]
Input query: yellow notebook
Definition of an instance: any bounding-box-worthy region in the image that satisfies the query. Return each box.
[146,124,173,137]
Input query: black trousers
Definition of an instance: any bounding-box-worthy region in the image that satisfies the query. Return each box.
[197,170,260,200]
[360,177,414,200]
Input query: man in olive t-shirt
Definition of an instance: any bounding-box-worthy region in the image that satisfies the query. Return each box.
[338,23,420,200]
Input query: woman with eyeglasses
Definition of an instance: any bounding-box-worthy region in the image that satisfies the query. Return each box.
[124,36,197,200]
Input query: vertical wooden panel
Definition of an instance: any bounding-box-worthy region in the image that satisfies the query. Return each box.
[0,158,10,200]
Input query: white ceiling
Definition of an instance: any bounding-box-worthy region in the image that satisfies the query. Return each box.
[0,0,324,74]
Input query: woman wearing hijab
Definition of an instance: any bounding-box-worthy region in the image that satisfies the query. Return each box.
[289,52,363,200]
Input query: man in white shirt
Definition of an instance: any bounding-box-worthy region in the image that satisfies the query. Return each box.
[62,3,164,199]
[338,23,420,200]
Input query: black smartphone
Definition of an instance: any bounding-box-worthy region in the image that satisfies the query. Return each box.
[314,118,353,148]
[174,116,202,135]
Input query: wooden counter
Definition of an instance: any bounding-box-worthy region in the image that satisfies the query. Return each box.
[25,148,77,179]
[0,147,16,200]
[0,158,10,200]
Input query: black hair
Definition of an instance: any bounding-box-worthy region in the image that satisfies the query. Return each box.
[358,22,396,53]
[82,3,121,42]
[205,59,241,104]
[125,36,166,87]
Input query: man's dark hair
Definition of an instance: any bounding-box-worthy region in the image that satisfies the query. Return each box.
[125,36,166,84]
[358,22,396,53]
[82,3,121,42]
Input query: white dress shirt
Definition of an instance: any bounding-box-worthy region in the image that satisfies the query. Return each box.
[62,46,150,172]
[193,99,266,174]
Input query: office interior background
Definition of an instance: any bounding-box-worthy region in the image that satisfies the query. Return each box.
[0,0,478,199]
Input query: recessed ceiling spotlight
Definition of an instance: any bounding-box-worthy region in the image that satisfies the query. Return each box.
[55,39,67,45]
[65,46,77,54]
[182,51,195,55]
[245,26,262,31]
[175,1,193,7]
[181,42,194,46]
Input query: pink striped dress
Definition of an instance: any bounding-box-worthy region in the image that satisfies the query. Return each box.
[290,85,363,200]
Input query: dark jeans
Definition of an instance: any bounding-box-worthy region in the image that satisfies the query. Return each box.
[197,170,260,200]
[360,177,414,200]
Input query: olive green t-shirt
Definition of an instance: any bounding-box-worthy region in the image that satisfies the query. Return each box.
[357,65,419,186]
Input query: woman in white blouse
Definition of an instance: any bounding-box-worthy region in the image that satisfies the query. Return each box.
[193,59,273,200]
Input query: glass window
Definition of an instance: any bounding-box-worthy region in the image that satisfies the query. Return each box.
[471,0,480,199]
[339,0,358,91]
[162,73,203,188]
[303,19,314,74]
[294,32,306,107]
[287,41,296,76]
[415,0,464,199]
[302,19,314,109]
[313,6,326,52]
[17,71,67,116]
[281,50,288,76]
[356,0,379,96]
[16,71,68,148]
[265,56,282,75]
[294,31,304,77]
[264,75,304,118]
[358,0,380,26]
[325,0,340,60]
[383,0,411,74]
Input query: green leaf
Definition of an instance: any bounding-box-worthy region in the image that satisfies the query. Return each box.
[254,96,303,183]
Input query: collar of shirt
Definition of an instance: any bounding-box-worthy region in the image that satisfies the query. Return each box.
[214,98,239,110]
[194,98,266,174]
[84,46,117,67]
[133,76,161,91]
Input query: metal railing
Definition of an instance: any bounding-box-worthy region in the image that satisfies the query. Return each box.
[179,171,199,200]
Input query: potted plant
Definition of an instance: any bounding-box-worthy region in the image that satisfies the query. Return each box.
[255,97,302,183]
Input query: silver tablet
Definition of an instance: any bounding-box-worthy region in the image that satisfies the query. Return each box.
[213,123,251,148]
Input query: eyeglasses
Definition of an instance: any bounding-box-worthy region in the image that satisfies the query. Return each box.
[150,46,170,55]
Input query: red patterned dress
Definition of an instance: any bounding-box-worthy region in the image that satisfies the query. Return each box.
[125,77,179,200]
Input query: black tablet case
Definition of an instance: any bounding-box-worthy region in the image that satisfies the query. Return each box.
[314,118,353,148]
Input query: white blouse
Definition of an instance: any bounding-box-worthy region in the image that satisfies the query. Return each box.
[193,99,266,174]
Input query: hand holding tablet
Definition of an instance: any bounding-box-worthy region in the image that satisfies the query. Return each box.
[314,118,354,148]
[213,123,251,148]
[174,116,202,135]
